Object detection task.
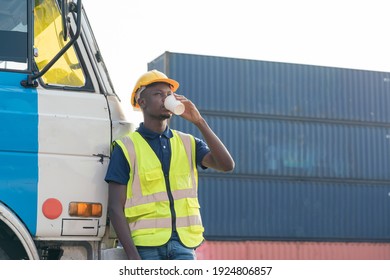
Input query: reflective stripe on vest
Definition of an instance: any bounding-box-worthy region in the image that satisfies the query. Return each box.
[115,130,204,248]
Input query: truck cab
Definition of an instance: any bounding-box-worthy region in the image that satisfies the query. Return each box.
[0,0,132,259]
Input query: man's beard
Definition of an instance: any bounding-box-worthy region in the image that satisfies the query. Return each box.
[159,112,172,120]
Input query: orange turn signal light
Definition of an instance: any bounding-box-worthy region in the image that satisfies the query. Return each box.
[68,202,102,217]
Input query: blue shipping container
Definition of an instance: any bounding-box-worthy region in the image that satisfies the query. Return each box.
[148,52,390,242]
[149,52,390,123]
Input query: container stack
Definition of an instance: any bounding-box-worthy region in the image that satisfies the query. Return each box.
[148,52,390,259]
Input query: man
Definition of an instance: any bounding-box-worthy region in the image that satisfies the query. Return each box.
[105,69,235,260]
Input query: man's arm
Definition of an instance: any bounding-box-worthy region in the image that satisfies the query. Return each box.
[195,118,235,171]
[108,182,141,260]
[175,93,235,172]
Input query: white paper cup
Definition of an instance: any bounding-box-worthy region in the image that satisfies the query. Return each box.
[164,95,185,115]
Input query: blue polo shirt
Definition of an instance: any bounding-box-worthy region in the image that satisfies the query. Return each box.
[105,123,210,185]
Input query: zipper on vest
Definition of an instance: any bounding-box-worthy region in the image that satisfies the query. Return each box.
[165,173,177,232]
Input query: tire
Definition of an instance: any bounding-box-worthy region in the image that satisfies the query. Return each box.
[0,247,10,260]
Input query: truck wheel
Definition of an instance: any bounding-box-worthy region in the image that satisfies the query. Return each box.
[0,247,10,260]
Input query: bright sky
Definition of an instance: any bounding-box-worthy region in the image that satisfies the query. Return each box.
[82,0,390,121]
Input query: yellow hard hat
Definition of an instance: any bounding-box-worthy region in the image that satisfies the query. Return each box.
[131,69,179,109]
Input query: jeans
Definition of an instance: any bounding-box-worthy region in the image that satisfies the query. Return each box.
[136,232,196,260]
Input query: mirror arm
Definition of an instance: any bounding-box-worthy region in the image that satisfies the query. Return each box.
[61,0,70,41]
[21,0,82,88]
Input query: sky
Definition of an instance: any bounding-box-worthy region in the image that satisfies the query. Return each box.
[82,0,390,121]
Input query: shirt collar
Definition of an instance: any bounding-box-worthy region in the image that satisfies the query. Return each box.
[136,122,173,139]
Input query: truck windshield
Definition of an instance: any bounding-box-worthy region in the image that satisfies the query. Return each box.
[34,0,86,87]
[0,0,28,70]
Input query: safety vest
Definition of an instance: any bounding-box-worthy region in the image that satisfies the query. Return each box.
[114,130,204,248]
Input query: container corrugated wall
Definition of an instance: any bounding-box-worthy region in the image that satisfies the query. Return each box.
[151,52,390,123]
[167,115,390,180]
[196,241,390,260]
[148,52,390,243]
[197,177,390,241]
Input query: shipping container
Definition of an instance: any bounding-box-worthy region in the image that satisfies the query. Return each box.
[149,52,390,123]
[196,241,390,260]
[148,52,390,243]
[197,177,390,241]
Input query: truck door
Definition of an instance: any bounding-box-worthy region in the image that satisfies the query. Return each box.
[1,0,132,259]
[31,0,113,239]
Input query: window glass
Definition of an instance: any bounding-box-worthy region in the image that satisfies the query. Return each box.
[0,0,28,70]
[34,0,85,87]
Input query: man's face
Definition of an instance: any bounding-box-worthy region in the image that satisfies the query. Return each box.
[138,82,173,119]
